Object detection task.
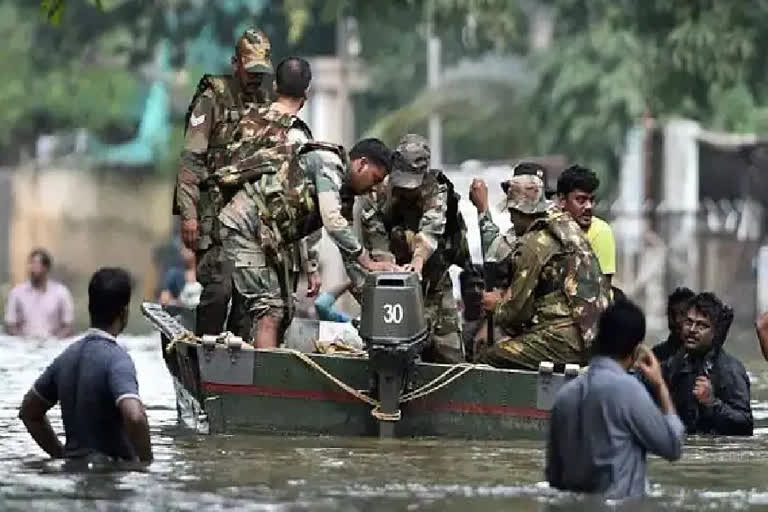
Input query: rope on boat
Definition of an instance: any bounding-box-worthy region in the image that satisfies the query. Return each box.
[279,348,474,422]
[400,363,475,403]
[166,331,197,355]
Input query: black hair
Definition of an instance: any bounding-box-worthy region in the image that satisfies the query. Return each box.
[556,164,600,196]
[275,57,311,98]
[667,286,695,317]
[29,248,52,269]
[593,298,646,359]
[687,292,733,347]
[88,267,133,329]
[349,138,393,174]
[611,286,626,303]
[686,292,724,325]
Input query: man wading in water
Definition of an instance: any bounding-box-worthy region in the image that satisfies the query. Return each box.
[18,268,152,463]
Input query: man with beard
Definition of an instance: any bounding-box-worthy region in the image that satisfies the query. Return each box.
[556,165,616,284]
[653,287,695,362]
[663,292,753,436]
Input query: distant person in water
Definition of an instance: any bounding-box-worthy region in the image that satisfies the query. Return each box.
[662,292,752,436]
[652,287,695,363]
[4,248,74,339]
[18,267,153,463]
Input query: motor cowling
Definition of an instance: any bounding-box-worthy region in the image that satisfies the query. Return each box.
[359,272,429,348]
[359,272,429,437]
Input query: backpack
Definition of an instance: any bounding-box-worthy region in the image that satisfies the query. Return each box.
[216,108,345,253]
[544,210,611,352]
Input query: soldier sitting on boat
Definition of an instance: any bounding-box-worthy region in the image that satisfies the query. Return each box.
[344,134,472,363]
[216,57,396,348]
[474,173,611,370]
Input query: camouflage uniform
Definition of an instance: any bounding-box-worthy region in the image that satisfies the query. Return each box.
[478,211,516,264]
[349,134,470,363]
[476,175,610,370]
[479,166,551,265]
[218,111,361,338]
[172,28,273,338]
[217,105,317,336]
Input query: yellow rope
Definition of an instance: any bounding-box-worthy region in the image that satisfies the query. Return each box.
[400,363,474,403]
[279,348,476,422]
[276,348,380,407]
[166,331,197,355]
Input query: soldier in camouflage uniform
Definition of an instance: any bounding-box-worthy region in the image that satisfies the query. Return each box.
[215,60,394,347]
[215,57,325,347]
[218,135,395,347]
[469,162,551,265]
[475,174,611,370]
[173,28,274,338]
[349,134,471,363]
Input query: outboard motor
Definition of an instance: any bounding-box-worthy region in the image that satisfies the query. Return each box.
[359,272,429,437]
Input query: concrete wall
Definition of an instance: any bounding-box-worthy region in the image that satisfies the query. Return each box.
[8,166,173,330]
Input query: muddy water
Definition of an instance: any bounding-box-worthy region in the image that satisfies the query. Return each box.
[2,333,768,511]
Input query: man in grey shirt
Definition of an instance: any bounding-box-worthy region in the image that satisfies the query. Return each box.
[546,298,684,499]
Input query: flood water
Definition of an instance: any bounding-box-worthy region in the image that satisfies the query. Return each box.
[3,333,768,511]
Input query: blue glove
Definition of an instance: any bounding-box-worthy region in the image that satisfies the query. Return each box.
[314,292,351,323]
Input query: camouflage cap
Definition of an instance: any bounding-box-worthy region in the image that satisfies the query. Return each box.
[236,28,273,74]
[390,133,430,189]
[505,174,549,214]
[501,161,546,194]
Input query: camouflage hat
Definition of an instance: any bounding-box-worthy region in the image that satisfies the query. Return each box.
[390,133,430,189]
[236,28,273,74]
[505,174,549,214]
[501,161,546,194]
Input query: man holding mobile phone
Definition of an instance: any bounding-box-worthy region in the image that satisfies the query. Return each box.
[546,299,684,499]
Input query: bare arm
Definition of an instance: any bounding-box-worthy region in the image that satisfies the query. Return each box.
[118,398,153,463]
[18,390,64,458]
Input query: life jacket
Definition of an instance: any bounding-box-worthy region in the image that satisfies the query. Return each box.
[543,210,611,352]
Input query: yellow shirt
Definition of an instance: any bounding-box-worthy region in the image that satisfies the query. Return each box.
[586,216,616,275]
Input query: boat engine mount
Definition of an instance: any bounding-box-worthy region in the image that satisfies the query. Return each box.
[358,272,430,437]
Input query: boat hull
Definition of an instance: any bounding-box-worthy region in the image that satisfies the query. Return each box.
[158,305,572,440]
[169,339,576,439]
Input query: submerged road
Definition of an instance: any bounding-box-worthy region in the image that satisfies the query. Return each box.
[2,332,768,511]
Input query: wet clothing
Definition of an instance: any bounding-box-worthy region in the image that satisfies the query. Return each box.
[662,348,753,436]
[4,280,74,338]
[652,334,682,363]
[546,356,684,499]
[476,210,610,370]
[32,329,141,460]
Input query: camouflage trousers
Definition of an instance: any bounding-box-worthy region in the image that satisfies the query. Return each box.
[474,321,583,370]
[221,226,298,339]
[195,245,250,339]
